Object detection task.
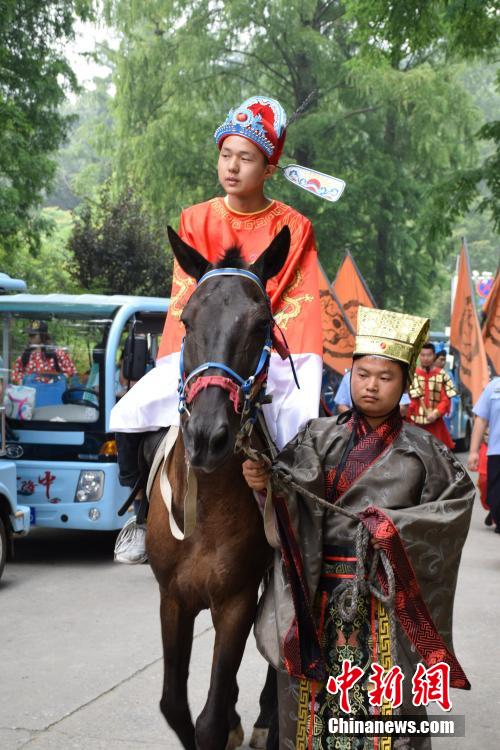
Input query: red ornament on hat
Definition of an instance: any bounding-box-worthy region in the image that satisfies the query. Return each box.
[214,96,287,165]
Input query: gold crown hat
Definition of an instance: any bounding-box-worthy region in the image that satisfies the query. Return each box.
[354,306,430,381]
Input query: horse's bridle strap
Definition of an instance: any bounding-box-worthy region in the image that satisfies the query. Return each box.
[186,375,241,413]
[197,267,268,301]
[178,267,276,416]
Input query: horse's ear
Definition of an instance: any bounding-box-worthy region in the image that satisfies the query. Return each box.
[167,226,210,281]
[249,225,291,283]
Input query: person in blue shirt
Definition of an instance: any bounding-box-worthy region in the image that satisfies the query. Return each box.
[334,368,411,415]
[469,377,500,533]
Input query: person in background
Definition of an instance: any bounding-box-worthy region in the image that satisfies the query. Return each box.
[433,346,457,392]
[11,320,77,385]
[433,346,458,434]
[477,436,490,523]
[408,341,457,448]
[434,348,447,370]
[469,376,500,533]
[334,367,411,416]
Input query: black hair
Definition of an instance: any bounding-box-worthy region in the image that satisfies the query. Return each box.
[421,341,435,353]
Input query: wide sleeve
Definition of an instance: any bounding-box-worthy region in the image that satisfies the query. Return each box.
[376,438,474,651]
[266,419,350,593]
[255,420,347,675]
[157,210,198,360]
[267,218,323,358]
[255,419,358,679]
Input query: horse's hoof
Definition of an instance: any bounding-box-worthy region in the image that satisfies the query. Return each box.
[225,722,244,750]
[249,726,269,749]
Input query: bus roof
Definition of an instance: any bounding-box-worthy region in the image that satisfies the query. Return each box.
[0,273,27,293]
[0,293,169,316]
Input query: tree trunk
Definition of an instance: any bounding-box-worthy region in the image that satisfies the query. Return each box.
[373,108,397,307]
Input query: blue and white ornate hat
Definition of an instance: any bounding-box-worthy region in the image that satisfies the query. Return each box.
[214,96,287,165]
[214,94,346,202]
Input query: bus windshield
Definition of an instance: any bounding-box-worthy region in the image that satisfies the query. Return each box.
[1,313,113,425]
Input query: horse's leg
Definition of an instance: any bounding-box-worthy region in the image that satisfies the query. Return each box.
[227,678,240,730]
[226,678,244,749]
[158,589,196,750]
[195,592,257,750]
[250,665,277,749]
[265,709,279,750]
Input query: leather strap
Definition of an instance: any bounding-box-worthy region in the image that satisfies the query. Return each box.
[154,426,198,540]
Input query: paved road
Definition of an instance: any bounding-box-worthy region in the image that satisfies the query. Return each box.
[0,457,497,749]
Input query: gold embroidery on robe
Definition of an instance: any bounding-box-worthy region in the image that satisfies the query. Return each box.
[274,268,314,330]
[170,265,195,319]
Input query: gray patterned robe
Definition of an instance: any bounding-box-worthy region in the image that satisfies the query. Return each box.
[254,418,475,749]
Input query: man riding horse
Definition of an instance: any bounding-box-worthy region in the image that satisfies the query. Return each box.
[111,95,323,563]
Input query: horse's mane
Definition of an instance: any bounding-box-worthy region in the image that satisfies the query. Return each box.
[214,246,248,270]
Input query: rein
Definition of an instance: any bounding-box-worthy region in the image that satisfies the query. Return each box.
[177,267,298,421]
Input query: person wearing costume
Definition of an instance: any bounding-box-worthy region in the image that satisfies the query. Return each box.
[110,96,323,563]
[469,376,500,533]
[433,346,457,434]
[407,341,457,449]
[11,320,77,385]
[243,306,474,749]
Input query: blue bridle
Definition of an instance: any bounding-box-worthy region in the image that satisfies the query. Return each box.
[178,268,274,417]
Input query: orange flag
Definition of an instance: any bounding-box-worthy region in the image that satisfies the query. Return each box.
[482,270,500,376]
[450,240,490,404]
[332,251,376,333]
[318,261,355,376]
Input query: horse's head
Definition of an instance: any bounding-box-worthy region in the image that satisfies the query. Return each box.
[167,225,291,473]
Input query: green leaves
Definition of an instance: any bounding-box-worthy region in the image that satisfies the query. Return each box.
[98,0,498,314]
[68,182,173,296]
[0,0,93,251]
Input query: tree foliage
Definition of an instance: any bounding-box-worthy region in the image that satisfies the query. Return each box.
[101,0,493,313]
[46,76,115,210]
[0,207,80,293]
[69,183,172,296]
[0,0,92,251]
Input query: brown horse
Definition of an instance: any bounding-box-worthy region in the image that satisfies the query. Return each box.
[146,225,291,750]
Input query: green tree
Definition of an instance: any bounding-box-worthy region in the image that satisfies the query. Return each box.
[69,183,172,296]
[0,0,92,251]
[47,75,116,210]
[102,0,487,312]
[0,207,81,293]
